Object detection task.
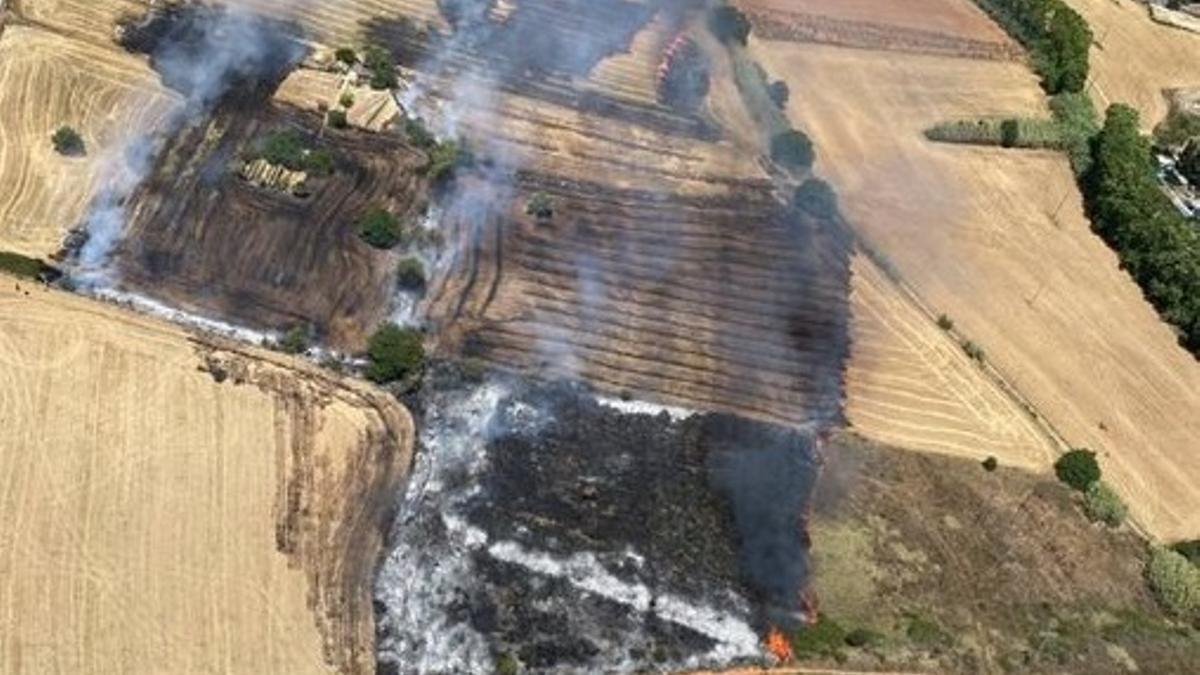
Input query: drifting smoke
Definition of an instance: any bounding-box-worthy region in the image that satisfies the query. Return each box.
[72,3,305,284]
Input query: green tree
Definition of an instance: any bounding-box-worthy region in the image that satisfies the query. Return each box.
[1084,480,1127,526]
[982,456,999,472]
[396,256,426,290]
[1172,539,1200,565]
[334,47,357,65]
[51,126,85,156]
[1054,448,1100,491]
[366,323,424,383]
[339,92,356,109]
[1146,547,1200,620]
[358,208,403,249]
[1000,118,1020,148]
[277,325,309,354]
[327,109,348,129]
[770,129,814,171]
[363,45,397,90]
[526,192,554,220]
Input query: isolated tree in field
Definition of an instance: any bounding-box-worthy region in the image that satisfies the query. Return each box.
[708,5,752,45]
[366,323,424,383]
[770,130,814,171]
[1146,547,1200,620]
[358,208,403,249]
[1054,448,1100,491]
[51,126,85,156]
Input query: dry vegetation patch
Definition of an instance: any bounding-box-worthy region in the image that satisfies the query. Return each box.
[0,284,412,674]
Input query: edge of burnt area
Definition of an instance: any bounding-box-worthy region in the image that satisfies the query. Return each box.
[191,335,417,675]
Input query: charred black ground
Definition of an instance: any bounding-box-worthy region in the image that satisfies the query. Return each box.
[374,371,822,673]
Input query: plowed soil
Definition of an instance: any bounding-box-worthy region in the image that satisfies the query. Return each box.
[0,282,413,674]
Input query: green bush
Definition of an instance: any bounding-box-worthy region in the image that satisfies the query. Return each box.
[526,192,554,220]
[260,129,306,168]
[1146,547,1200,621]
[843,627,882,648]
[790,617,846,659]
[334,47,357,65]
[1054,448,1100,491]
[770,129,814,171]
[708,5,752,45]
[363,45,397,90]
[1084,480,1127,526]
[358,208,403,249]
[961,339,985,362]
[1084,104,1200,356]
[305,148,335,176]
[426,139,473,183]
[277,325,309,354]
[1000,118,1021,148]
[366,323,424,383]
[937,314,954,330]
[405,117,437,150]
[396,256,426,290]
[982,456,999,472]
[0,251,52,280]
[51,126,85,156]
[327,109,348,129]
[972,0,1091,95]
[339,92,355,109]
[792,179,838,220]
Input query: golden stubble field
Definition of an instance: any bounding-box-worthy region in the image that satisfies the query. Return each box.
[1062,0,1200,129]
[748,0,1200,540]
[0,284,413,674]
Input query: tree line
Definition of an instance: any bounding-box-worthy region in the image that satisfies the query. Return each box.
[972,0,1092,94]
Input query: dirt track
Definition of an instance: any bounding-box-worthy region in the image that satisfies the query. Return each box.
[751,23,1200,539]
[0,282,413,674]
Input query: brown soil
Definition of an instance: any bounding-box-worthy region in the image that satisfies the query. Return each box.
[116,99,430,351]
[0,282,414,674]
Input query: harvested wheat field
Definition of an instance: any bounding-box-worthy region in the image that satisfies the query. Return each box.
[0,23,174,258]
[749,18,1200,539]
[1062,0,1200,128]
[0,284,413,674]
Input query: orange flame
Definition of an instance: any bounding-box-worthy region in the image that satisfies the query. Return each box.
[765,626,793,663]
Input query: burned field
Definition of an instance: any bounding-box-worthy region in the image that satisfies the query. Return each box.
[114,101,428,349]
[375,372,823,674]
[87,4,432,350]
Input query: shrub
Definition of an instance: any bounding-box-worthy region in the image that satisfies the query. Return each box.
[304,148,335,176]
[936,314,954,330]
[326,109,348,129]
[1084,480,1127,526]
[708,5,752,45]
[770,129,814,171]
[339,92,356,109]
[277,325,309,354]
[0,251,53,280]
[526,192,554,220]
[793,178,838,220]
[396,256,426,290]
[961,339,985,362]
[426,139,473,183]
[768,80,790,109]
[405,117,437,149]
[259,129,333,174]
[1054,448,1100,491]
[358,208,403,249]
[363,45,397,90]
[334,47,357,65]
[982,456,999,472]
[366,323,424,383]
[1000,118,1021,148]
[1173,539,1200,566]
[906,614,952,648]
[790,617,846,659]
[1146,547,1200,620]
[51,126,85,156]
[843,627,882,648]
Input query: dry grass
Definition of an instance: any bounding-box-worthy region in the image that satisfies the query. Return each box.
[1062,0,1200,128]
[0,283,413,674]
[0,24,174,258]
[750,32,1200,539]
